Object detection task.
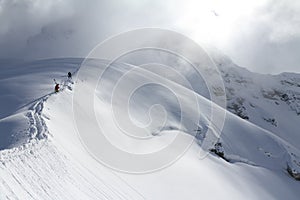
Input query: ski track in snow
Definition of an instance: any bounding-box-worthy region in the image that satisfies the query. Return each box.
[0,78,144,200]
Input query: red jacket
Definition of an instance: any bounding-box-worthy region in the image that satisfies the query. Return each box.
[55,84,59,91]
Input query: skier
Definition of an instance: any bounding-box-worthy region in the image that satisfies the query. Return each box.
[67,72,72,79]
[55,83,60,93]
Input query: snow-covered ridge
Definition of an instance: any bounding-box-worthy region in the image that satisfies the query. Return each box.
[0,59,145,199]
[0,57,299,199]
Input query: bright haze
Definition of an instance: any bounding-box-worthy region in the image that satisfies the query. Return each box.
[0,0,299,74]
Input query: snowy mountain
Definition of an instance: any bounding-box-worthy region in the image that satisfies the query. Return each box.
[213,53,300,141]
[0,54,299,199]
[210,51,300,180]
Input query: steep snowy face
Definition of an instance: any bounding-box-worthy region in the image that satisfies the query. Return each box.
[72,58,226,173]
[92,46,300,171]
[69,57,300,179]
[199,51,300,179]
[210,52,300,148]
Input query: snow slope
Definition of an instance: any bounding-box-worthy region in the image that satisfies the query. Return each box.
[212,50,300,149]
[0,57,299,199]
[0,59,145,200]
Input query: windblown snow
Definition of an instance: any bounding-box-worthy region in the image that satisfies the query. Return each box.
[0,55,299,199]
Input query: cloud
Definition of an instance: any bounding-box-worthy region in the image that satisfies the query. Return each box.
[262,0,300,43]
[0,0,299,74]
[0,0,75,57]
[0,0,177,58]
[219,0,300,74]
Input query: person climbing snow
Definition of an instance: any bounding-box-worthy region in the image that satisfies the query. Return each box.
[55,83,60,93]
[68,72,72,79]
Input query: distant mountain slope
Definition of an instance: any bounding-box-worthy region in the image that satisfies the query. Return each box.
[211,52,300,149]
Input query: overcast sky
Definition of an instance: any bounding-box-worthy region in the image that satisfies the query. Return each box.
[0,0,299,74]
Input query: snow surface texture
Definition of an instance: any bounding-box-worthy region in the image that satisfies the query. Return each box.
[0,55,299,199]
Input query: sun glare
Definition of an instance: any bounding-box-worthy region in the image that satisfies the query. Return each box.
[176,0,269,46]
